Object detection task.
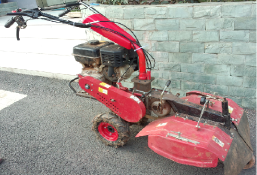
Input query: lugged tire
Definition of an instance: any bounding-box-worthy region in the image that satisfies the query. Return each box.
[92,112,130,148]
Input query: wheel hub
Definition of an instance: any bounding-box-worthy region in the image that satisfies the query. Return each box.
[98,122,118,141]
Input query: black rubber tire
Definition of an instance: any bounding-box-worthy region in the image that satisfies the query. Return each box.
[92,113,130,148]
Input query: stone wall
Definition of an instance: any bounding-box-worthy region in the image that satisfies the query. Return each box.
[82,2,256,109]
[8,0,37,9]
[0,2,17,17]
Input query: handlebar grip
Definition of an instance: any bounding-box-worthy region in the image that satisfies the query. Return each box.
[166,80,171,87]
[16,27,20,41]
[58,10,70,17]
[5,17,15,28]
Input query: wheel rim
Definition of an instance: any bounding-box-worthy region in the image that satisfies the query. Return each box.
[98,122,118,141]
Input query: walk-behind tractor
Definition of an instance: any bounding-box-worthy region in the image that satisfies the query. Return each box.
[5,1,255,174]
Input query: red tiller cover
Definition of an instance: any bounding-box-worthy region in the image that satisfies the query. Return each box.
[136,116,233,168]
[79,75,146,122]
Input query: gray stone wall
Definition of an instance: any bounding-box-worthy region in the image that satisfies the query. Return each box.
[0,2,17,16]
[82,2,256,109]
[8,0,37,9]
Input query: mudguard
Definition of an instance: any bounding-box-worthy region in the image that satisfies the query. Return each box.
[137,91,254,175]
[78,75,146,122]
[136,114,233,168]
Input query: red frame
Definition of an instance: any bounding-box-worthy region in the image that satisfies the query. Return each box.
[83,14,148,80]
[79,75,146,123]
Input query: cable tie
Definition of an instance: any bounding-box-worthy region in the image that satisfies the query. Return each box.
[134,45,147,52]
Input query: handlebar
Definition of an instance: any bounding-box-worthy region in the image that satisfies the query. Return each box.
[4,1,99,41]
[5,9,92,41]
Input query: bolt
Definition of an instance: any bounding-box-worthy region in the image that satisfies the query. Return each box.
[222,155,224,158]
[225,149,227,151]
[91,89,93,91]
[85,84,90,89]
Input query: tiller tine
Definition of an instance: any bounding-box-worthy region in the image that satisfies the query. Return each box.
[223,127,253,175]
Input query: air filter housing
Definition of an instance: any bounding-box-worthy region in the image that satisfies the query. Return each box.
[100,45,137,67]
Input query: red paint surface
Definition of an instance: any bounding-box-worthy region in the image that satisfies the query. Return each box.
[136,116,233,167]
[182,91,244,126]
[79,75,146,122]
[98,122,118,141]
[83,14,147,80]
[133,44,147,80]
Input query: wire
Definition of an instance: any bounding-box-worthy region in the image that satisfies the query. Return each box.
[97,21,140,44]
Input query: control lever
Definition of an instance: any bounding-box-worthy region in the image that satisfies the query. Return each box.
[160,80,171,103]
[196,99,209,130]
[16,26,20,40]
[16,16,26,41]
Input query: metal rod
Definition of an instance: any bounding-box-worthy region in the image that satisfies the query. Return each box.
[196,100,209,130]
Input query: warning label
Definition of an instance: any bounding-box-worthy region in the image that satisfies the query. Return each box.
[99,82,111,89]
[99,87,108,95]
[212,136,224,147]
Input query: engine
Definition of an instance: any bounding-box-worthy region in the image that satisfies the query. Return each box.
[73,40,138,83]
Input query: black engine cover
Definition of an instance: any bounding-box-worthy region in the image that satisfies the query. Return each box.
[73,40,113,65]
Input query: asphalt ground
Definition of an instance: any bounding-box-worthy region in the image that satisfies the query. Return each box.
[0,70,256,175]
